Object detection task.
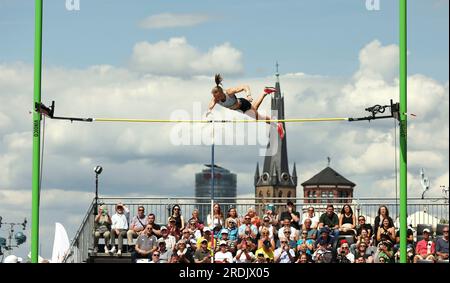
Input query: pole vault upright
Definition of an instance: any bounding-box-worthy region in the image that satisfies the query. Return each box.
[32,0,43,263]
[399,0,408,264]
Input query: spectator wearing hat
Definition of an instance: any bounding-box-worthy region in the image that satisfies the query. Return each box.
[93,204,112,253]
[214,240,234,263]
[160,226,177,252]
[302,207,319,230]
[156,238,173,263]
[436,226,449,261]
[226,207,241,228]
[238,215,258,239]
[131,224,158,263]
[110,202,130,256]
[274,236,296,263]
[189,238,198,253]
[314,227,334,250]
[3,255,23,263]
[336,240,355,263]
[147,213,161,237]
[194,238,212,263]
[414,228,436,263]
[255,239,274,263]
[127,205,148,252]
[225,218,239,241]
[217,228,236,254]
[280,201,301,230]
[318,204,339,239]
[259,215,276,241]
[197,227,216,250]
[235,240,255,263]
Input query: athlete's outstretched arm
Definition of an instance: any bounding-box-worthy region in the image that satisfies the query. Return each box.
[226,85,251,96]
[208,97,217,111]
[206,97,217,117]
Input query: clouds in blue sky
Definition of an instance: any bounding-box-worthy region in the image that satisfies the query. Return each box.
[0,1,448,260]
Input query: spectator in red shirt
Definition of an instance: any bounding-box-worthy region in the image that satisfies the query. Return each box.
[414,228,436,263]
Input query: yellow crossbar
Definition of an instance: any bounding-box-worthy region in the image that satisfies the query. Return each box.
[93,117,349,123]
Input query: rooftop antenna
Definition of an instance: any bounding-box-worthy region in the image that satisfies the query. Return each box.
[327,156,331,167]
[420,168,430,199]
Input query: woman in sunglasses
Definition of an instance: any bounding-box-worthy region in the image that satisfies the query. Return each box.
[169,204,185,231]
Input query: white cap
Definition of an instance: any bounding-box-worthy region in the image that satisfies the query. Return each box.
[423,228,431,233]
[3,255,23,263]
[203,227,211,232]
[219,240,228,246]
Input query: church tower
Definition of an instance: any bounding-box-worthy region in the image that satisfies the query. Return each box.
[254,64,297,213]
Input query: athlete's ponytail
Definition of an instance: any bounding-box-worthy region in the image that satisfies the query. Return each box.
[215,73,223,87]
[211,73,223,94]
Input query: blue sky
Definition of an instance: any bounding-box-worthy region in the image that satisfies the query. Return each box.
[1,0,448,81]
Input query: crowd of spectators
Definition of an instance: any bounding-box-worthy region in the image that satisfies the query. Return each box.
[93,202,449,263]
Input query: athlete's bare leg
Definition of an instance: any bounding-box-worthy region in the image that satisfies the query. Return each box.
[245,106,271,124]
[251,93,269,111]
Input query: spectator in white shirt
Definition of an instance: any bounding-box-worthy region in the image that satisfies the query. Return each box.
[302,207,319,229]
[235,240,255,263]
[160,226,177,252]
[110,203,129,256]
[277,218,298,242]
[274,237,296,263]
[214,241,234,263]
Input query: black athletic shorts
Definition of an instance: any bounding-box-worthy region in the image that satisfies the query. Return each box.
[238,98,252,113]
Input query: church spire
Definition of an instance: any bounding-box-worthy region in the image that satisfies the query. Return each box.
[275,61,280,83]
[254,162,260,186]
[292,163,297,186]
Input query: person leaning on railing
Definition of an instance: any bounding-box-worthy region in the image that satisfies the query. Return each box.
[93,204,112,253]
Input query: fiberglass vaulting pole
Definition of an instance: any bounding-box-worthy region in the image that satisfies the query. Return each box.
[399,0,408,264]
[32,0,43,264]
